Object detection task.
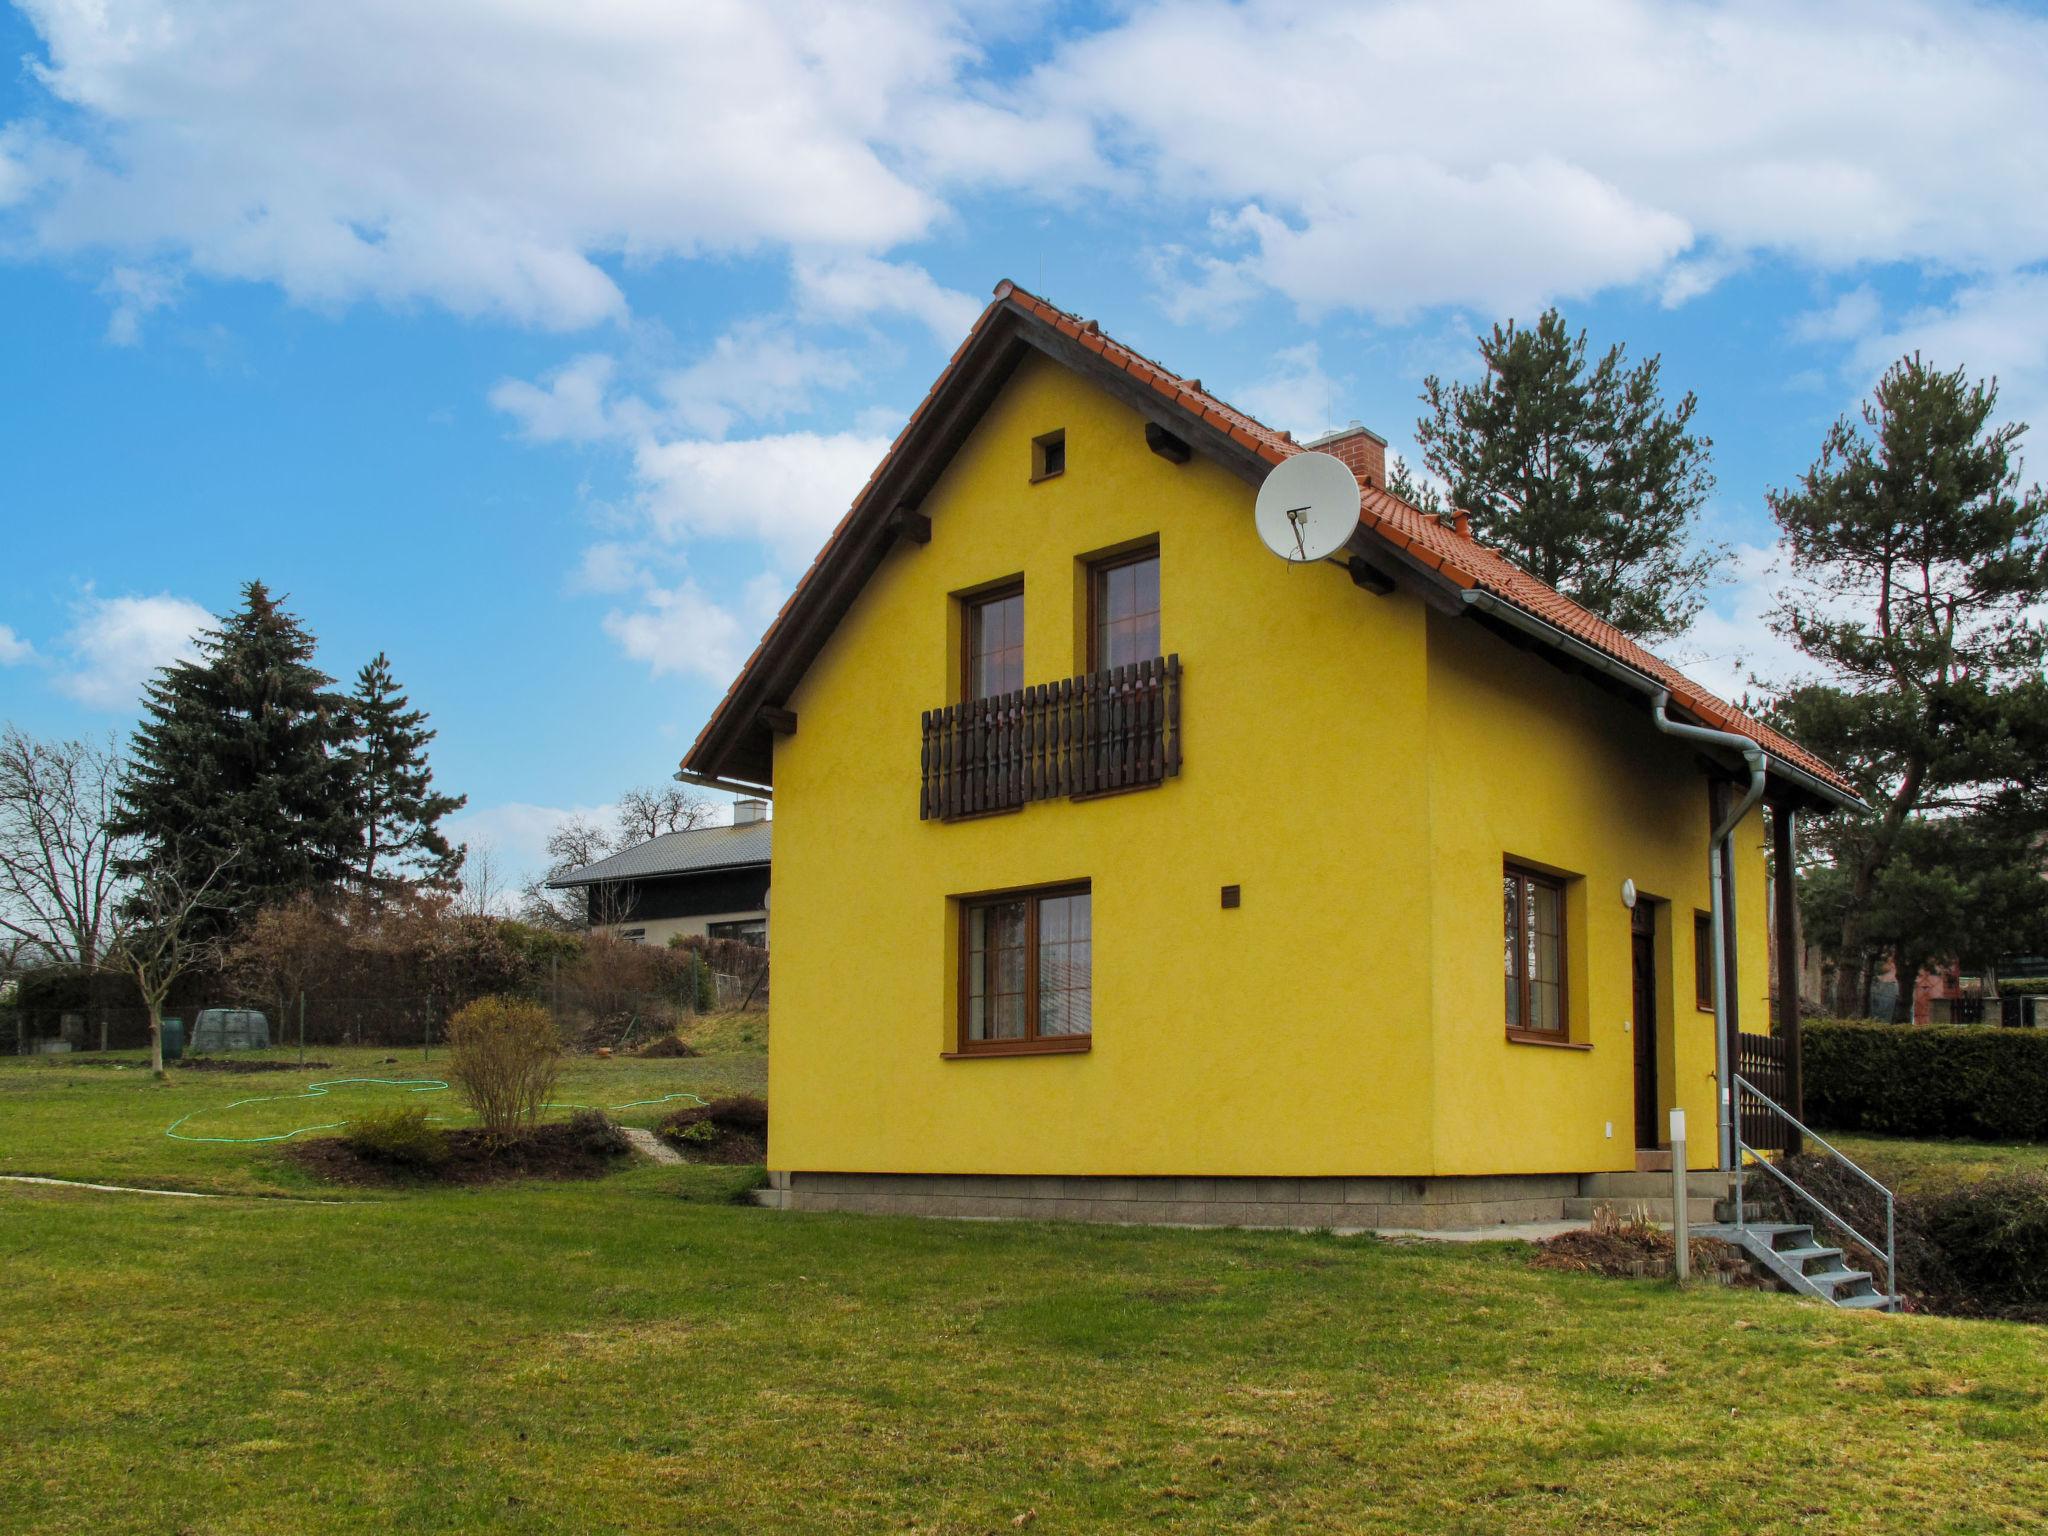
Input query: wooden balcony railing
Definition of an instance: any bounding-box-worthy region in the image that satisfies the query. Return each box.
[920,655,1181,820]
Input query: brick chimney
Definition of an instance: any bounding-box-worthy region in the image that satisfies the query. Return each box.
[1303,421,1387,490]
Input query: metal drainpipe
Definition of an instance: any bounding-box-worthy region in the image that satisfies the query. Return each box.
[1649,691,1766,1170]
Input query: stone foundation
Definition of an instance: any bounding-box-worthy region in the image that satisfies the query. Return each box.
[757,1170,1593,1229]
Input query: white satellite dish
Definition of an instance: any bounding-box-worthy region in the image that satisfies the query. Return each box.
[1254,451,1360,563]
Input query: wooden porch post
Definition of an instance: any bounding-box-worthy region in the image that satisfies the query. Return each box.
[1772,802,1804,1155]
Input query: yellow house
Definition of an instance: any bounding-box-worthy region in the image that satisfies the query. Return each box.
[680,283,1860,1229]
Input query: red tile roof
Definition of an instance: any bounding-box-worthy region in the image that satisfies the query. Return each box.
[685,281,1856,802]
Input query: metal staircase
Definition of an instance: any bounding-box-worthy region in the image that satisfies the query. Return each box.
[1696,1074,1899,1312]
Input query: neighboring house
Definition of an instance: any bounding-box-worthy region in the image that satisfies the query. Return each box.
[547,800,770,947]
[678,282,1859,1229]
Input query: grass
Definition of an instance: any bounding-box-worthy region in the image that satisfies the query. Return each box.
[3,1053,2047,1533]
[1829,1132,2048,1193]
[0,1033,766,1197]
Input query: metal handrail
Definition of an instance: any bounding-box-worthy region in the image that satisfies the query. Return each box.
[1733,1073,1896,1304]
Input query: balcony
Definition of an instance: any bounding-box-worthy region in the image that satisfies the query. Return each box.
[920,655,1182,820]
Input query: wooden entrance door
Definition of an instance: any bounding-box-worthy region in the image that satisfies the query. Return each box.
[1632,908,1661,1148]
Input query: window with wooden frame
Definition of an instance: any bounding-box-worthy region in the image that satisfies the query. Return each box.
[957,883,1091,1054]
[1694,910,1716,1011]
[1088,544,1161,671]
[1503,863,1567,1040]
[1032,429,1066,481]
[963,582,1024,700]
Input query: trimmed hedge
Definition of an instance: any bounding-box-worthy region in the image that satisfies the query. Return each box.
[1804,1020,2048,1141]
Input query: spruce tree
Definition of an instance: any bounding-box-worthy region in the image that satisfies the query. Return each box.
[1415,309,1720,641]
[113,582,359,931]
[346,652,466,896]
[1766,356,2048,1013]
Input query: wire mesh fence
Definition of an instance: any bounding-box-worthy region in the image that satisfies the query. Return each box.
[7,977,761,1056]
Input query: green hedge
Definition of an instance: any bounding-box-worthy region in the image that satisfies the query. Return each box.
[1804,1020,2048,1141]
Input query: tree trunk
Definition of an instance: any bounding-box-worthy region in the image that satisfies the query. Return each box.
[148,999,164,1080]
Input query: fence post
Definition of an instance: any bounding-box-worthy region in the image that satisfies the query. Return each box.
[1669,1107,1689,1284]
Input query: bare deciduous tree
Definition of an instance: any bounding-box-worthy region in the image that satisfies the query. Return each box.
[615,784,714,843]
[0,727,134,970]
[111,848,238,1078]
[453,841,506,918]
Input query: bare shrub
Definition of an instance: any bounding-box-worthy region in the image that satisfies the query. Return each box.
[446,994,561,1144]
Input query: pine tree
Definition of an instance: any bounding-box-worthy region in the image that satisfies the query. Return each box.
[1415,309,1720,641]
[112,582,359,932]
[1767,356,2048,1014]
[346,652,466,896]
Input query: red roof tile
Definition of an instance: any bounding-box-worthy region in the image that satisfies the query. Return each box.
[685,281,1855,802]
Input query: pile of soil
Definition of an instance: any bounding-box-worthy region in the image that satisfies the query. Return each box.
[178,1058,333,1074]
[1532,1223,1760,1286]
[658,1095,767,1164]
[288,1111,631,1187]
[636,1034,700,1059]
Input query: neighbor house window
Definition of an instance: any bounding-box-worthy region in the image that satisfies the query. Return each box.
[1503,864,1566,1038]
[959,884,1091,1052]
[1694,910,1716,1011]
[709,919,767,948]
[964,583,1025,700]
[1090,545,1161,670]
[619,928,647,946]
[1032,429,1066,481]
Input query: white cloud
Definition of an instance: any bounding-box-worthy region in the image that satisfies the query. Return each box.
[1792,285,1884,345]
[1233,341,1341,438]
[98,263,181,345]
[489,354,627,445]
[634,430,893,570]
[601,581,752,684]
[53,591,211,709]
[1035,0,2048,319]
[15,1,2048,340]
[657,323,865,439]
[1845,273,2048,452]
[0,625,33,665]
[792,254,982,343]
[7,0,1008,330]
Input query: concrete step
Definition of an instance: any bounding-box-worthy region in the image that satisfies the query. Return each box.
[1834,1291,1895,1310]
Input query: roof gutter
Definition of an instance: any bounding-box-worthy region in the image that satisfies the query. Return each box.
[673,767,774,801]
[1456,589,1861,814]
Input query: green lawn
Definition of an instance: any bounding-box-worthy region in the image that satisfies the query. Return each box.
[1829,1132,2048,1193]
[4,1054,2048,1533]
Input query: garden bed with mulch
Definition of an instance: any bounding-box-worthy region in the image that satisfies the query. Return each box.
[658,1096,767,1163]
[288,1111,631,1187]
[1532,1217,1764,1288]
[635,1034,700,1058]
[178,1058,334,1074]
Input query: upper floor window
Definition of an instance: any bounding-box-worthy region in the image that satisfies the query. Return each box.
[964,583,1024,700]
[1090,546,1161,671]
[1032,429,1066,481]
[1504,863,1566,1039]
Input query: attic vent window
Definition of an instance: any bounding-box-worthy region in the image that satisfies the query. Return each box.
[1032,430,1066,481]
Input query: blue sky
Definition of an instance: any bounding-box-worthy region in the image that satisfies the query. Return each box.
[3,0,2046,882]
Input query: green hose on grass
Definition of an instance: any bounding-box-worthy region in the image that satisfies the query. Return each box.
[164,1078,710,1144]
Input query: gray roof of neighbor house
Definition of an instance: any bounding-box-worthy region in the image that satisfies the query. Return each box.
[544,821,771,889]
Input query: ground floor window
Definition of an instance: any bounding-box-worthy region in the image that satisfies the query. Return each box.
[959,883,1091,1053]
[708,919,767,947]
[1503,863,1566,1039]
[1694,910,1716,1010]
